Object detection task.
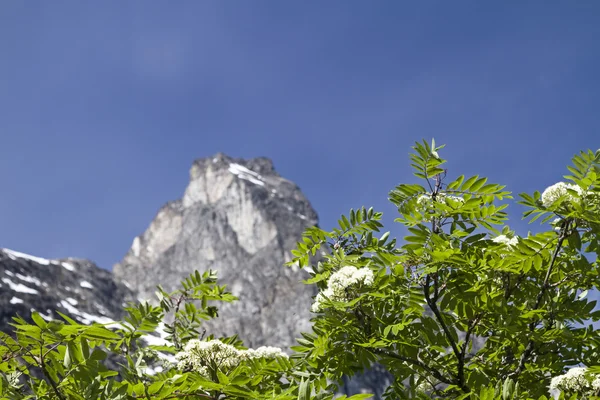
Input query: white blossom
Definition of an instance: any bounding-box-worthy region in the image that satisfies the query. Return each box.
[593,376,600,392]
[416,381,434,393]
[241,346,288,360]
[445,195,465,205]
[415,193,464,221]
[175,339,241,374]
[550,367,599,397]
[541,182,583,208]
[492,235,519,248]
[416,194,433,208]
[311,266,374,312]
[176,339,289,376]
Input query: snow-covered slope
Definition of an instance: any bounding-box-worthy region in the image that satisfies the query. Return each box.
[0,248,133,329]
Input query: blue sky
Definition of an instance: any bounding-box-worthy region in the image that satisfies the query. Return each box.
[1,2,599,270]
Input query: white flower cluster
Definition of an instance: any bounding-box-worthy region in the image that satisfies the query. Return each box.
[311,266,374,313]
[241,346,288,361]
[175,339,287,376]
[416,381,433,393]
[541,182,583,208]
[176,339,239,376]
[416,194,432,208]
[445,194,465,204]
[550,367,600,397]
[417,193,464,206]
[415,193,465,220]
[492,234,519,248]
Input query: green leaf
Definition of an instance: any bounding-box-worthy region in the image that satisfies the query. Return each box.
[80,337,90,359]
[567,230,582,251]
[341,215,350,230]
[502,378,515,400]
[47,320,64,332]
[298,379,310,400]
[64,343,72,369]
[83,326,121,340]
[148,381,164,395]
[462,175,479,191]
[31,312,47,329]
[56,311,80,325]
[217,370,230,384]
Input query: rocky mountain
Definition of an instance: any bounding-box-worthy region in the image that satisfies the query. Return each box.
[113,153,318,349]
[1,154,390,397]
[0,248,133,330]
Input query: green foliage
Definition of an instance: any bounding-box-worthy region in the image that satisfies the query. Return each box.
[288,140,600,399]
[4,139,600,399]
[0,270,314,399]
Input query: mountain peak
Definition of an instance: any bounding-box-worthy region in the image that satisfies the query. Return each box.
[113,154,317,348]
[190,154,278,184]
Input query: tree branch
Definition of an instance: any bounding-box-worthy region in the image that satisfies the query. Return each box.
[373,349,454,386]
[171,293,187,351]
[461,315,482,361]
[509,225,568,379]
[424,275,469,393]
[37,341,66,400]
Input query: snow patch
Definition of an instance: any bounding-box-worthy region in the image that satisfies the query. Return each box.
[145,366,164,376]
[80,281,93,289]
[77,312,114,325]
[1,278,39,294]
[132,237,141,257]
[61,262,76,271]
[66,298,78,306]
[58,300,113,325]
[228,163,265,186]
[141,322,170,347]
[93,303,108,315]
[297,214,308,220]
[2,248,51,265]
[15,273,42,286]
[40,312,53,321]
[9,297,24,304]
[4,270,14,277]
[59,300,79,316]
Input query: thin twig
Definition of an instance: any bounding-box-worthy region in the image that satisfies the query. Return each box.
[374,349,454,386]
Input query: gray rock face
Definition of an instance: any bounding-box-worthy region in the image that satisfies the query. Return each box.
[0,248,133,329]
[113,154,318,349]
